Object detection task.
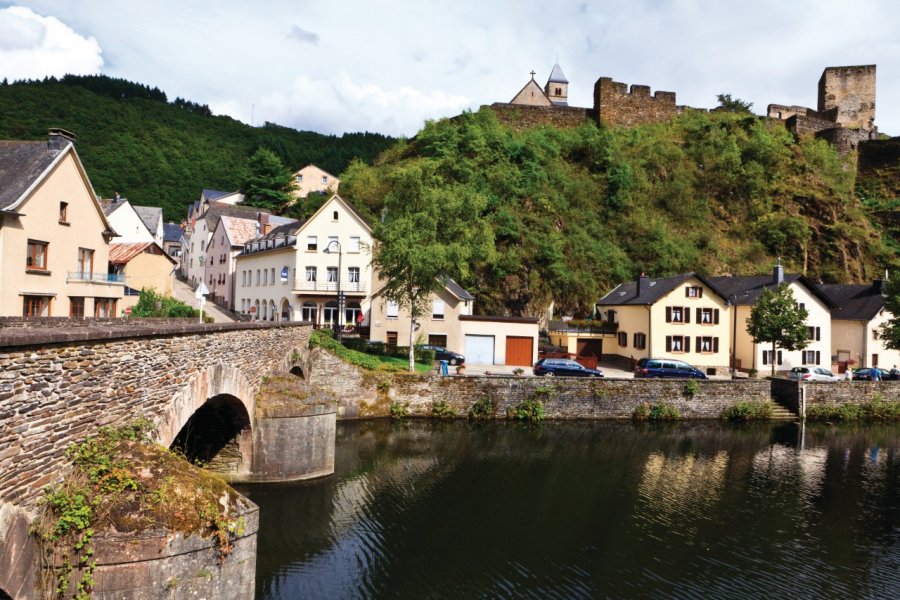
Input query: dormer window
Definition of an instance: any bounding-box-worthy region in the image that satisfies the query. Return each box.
[321,176,328,184]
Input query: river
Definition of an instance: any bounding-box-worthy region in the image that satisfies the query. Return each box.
[237,419,900,599]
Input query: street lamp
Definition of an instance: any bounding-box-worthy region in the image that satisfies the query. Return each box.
[726,293,737,378]
[326,239,343,341]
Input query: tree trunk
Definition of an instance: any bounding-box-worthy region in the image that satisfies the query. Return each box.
[408,315,416,373]
[771,341,777,377]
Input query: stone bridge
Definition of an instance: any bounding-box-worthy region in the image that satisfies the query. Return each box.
[0,318,335,598]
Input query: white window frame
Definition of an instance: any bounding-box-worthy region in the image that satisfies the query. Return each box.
[432,299,445,320]
[387,300,399,318]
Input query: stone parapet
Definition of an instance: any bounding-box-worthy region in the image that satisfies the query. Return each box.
[488,103,592,130]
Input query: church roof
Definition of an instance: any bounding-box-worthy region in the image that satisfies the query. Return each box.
[548,63,568,84]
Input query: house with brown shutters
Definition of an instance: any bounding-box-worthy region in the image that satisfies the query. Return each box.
[0,129,124,318]
[596,272,732,375]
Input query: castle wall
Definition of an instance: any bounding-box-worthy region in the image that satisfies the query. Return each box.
[818,65,876,130]
[593,78,677,127]
[489,103,592,129]
[815,127,877,155]
[767,104,818,121]
[858,137,900,199]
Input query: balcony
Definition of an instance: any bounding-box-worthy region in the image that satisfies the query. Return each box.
[67,271,126,284]
[548,319,618,334]
[292,279,368,294]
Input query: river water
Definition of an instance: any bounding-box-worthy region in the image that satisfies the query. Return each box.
[237,420,900,599]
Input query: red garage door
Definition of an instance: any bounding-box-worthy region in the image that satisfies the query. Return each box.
[505,336,534,367]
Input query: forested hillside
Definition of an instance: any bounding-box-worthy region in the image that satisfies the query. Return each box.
[340,108,896,316]
[0,76,394,221]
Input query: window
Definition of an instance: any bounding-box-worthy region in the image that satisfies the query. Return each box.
[633,333,647,350]
[263,269,268,285]
[26,240,48,270]
[307,236,318,251]
[666,335,687,353]
[686,286,703,298]
[696,336,719,353]
[872,353,879,367]
[618,331,627,347]
[59,202,68,223]
[69,297,85,318]
[322,175,328,184]
[333,210,339,221]
[807,326,821,341]
[387,300,399,318]
[666,306,689,323]
[433,299,445,320]
[77,248,94,276]
[696,307,719,324]
[306,266,317,283]
[802,350,821,365]
[327,236,338,252]
[94,298,117,318]
[256,269,261,286]
[348,267,360,284]
[386,331,398,348]
[296,174,303,183]
[326,267,338,283]
[23,295,51,317]
[348,236,361,253]
[763,350,783,366]
[873,329,880,340]
[271,268,276,285]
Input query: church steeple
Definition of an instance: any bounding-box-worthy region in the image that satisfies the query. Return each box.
[545,63,569,106]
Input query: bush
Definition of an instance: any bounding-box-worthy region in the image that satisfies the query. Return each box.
[507,398,545,422]
[432,400,455,418]
[468,396,496,420]
[633,402,680,421]
[722,401,774,421]
[389,402,409,419]
[131,288,197,318]
[806,395,900,421]
[683,380,701,396]
[309,330,381,370]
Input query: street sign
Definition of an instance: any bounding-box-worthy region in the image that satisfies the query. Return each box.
[124,307,132,316]
[249,306,257,314]
[195,282,210,299]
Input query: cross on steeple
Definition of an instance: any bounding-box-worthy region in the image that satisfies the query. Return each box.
[530,70,536,79]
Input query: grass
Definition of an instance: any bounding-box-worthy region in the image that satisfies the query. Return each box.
[374,354,433,374]
[310,330,431,373]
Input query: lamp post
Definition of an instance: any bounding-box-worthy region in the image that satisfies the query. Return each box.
[326,240,343,341]
[726,293,737,378]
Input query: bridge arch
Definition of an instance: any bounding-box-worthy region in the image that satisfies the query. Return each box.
[171,393,251,467]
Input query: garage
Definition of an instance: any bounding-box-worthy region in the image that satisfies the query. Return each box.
[505,336,534,367]
[465,334,495,365]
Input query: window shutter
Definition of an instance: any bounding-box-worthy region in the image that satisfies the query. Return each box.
[714,309,720,324]
[816,351,821,365]
[777,351,783,365]
[713,338,719,353]
[695,337,701,353]
[698,288,703,298]
[666,307,671,323]
[684,307,690,323]
[633,333,638,347]
[686,288,691,297]
[816,327,821,341]
[763,352,769,365]
[666,336,672,352]
[696,308,702,323]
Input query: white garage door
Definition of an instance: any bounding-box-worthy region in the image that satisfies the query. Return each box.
[465,335,495,365]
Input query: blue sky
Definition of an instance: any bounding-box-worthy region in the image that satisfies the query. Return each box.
[1,1,899,137]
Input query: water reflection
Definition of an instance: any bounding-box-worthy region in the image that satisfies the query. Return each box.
[238,421,900,599]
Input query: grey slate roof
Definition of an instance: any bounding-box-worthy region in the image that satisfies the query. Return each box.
[202,189,231,201]
[818,282,886,321]
[597,272,726,305]
[548,63,568,84]
[203,202,271,233]
[444,276,475,301]
[0,140,65,211]
[707,274,837,308]
[134,205,162,234]
[163,222,183,242]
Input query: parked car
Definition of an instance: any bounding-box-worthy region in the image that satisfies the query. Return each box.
[420,345,465,365]
[534,358,604,377]
[634,359,708,379]
[851,368,891,381]
[787,367,840,382]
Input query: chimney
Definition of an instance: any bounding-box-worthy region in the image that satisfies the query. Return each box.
[773,258,784,285]
[637,272,649,296]
[48,128,76,151]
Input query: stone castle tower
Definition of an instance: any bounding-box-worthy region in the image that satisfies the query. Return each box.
[817,65,876,130]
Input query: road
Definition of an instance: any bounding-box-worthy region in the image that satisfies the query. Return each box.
[171,277,235,323]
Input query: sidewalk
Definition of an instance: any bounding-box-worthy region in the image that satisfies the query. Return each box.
[171,278,235,323]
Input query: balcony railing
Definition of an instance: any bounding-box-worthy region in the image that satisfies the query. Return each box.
[548,321,619,334]
[68,272,126,284]
[292,279,367,293]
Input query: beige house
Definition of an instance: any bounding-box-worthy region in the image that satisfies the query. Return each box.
[597,273,732,374]
[293,164,339,199]
[108,242,177,310]
[234,194,372,324]
[182,201,268,287]
[0,129,124,317]
[819,280,900,372]
[710,267,835,375]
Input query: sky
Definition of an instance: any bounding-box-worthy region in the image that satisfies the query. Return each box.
[1,1,899,137]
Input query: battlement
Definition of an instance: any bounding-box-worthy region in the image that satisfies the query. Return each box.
[767,104,819,121]
[818,64,876,129]
[594,77,677,127]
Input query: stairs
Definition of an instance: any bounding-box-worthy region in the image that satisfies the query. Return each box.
[770,403,798,421]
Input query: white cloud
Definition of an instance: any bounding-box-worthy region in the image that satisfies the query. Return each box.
[287,24,319,45]
[0,6,102,80]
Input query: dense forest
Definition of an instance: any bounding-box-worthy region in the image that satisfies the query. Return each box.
[0,75,394,221]
[340,108,897,316]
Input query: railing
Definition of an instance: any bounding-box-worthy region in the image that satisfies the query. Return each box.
[67,272,126,284]
[291,279,367,293]
[548,322,619,334]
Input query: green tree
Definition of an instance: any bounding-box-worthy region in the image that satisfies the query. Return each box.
[240,148,296,212]
[372,164,495,371]
[716,93,754,113]
[746,284,810,376]
[879,279,900,350]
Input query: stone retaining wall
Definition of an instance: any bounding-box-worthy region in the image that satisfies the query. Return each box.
[771,377,900,417]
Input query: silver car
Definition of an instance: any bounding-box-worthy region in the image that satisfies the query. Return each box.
[787,367,840,382]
